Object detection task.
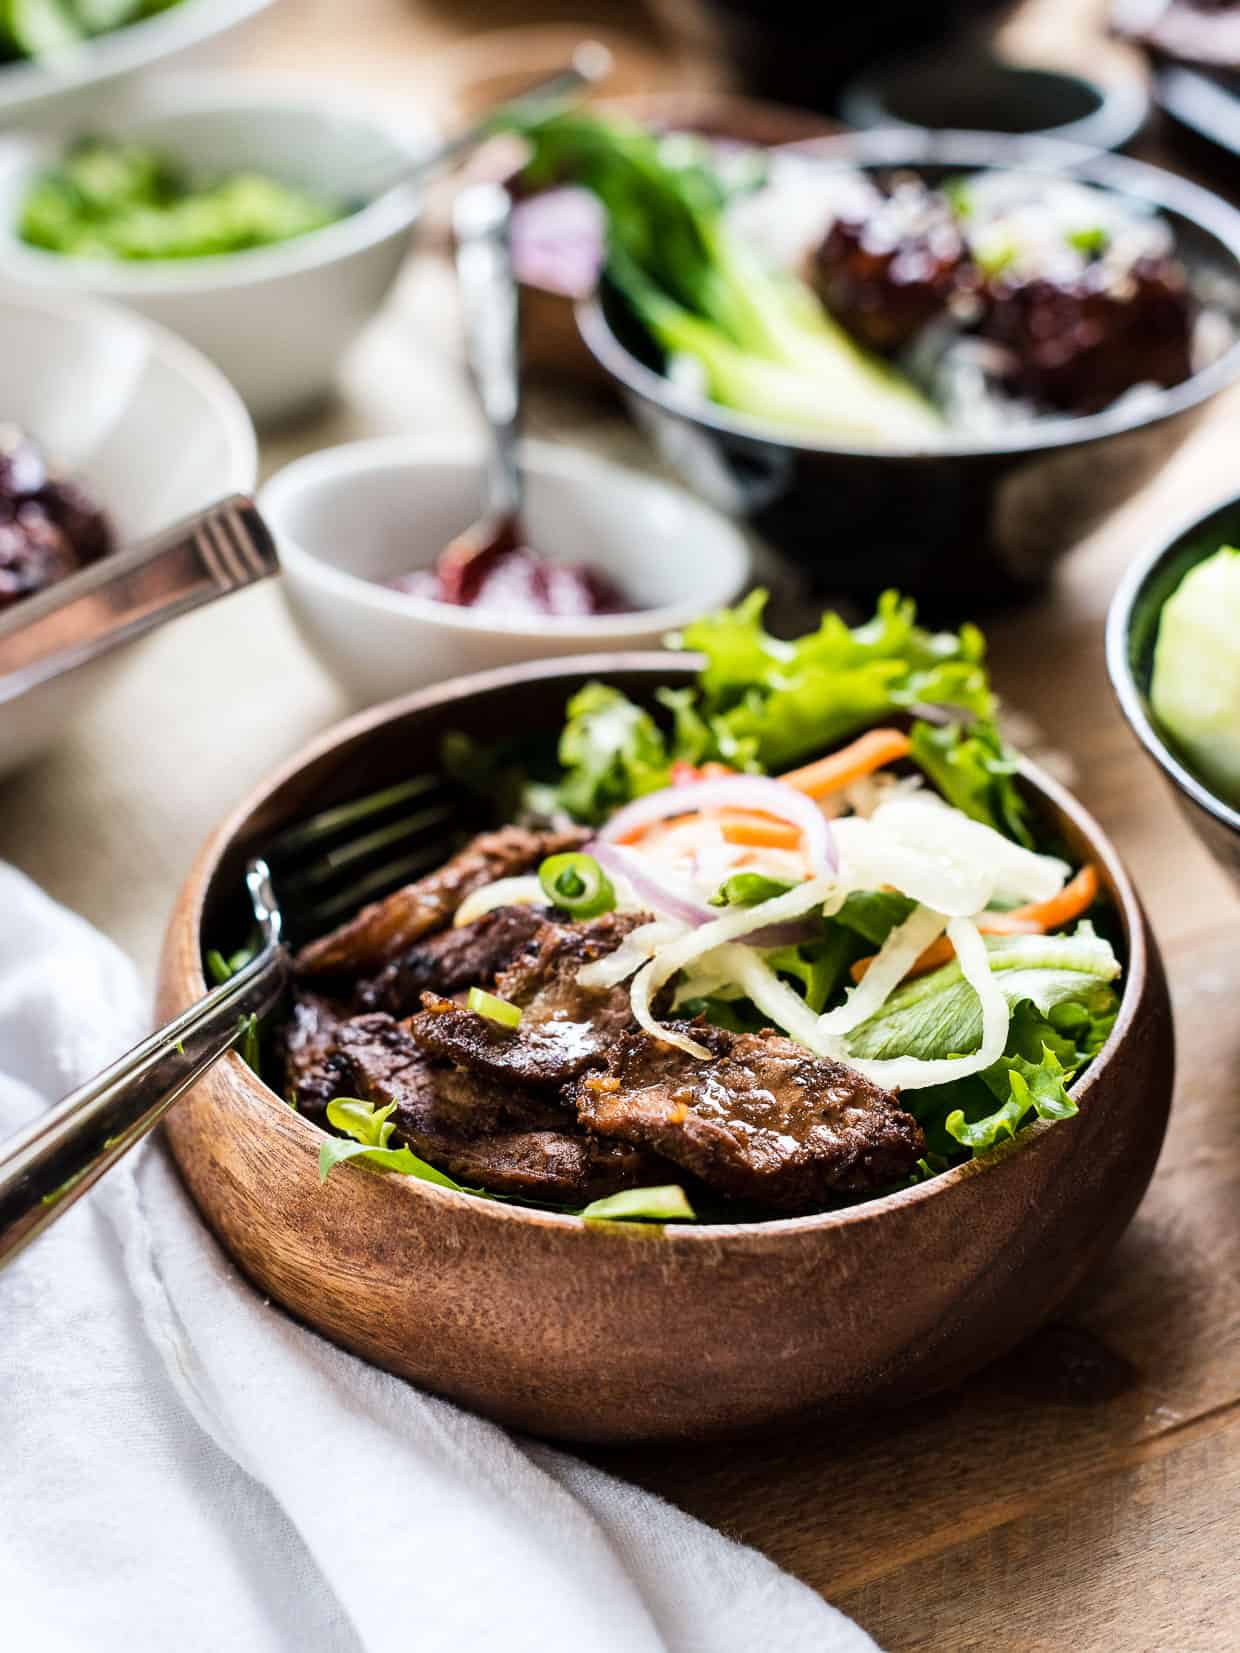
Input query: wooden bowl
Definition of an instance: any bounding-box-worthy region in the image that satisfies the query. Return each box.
[157,656,1174,1445]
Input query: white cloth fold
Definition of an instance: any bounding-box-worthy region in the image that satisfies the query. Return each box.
[0,864,876,1653]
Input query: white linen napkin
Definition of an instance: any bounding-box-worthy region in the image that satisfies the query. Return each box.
[0,863,878,1653]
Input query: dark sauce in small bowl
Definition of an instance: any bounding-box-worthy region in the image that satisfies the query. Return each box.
[388,539,632,618]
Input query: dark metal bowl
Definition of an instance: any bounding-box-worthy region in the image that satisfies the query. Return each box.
[575,131,1240,610]
[1106,490,1240,885]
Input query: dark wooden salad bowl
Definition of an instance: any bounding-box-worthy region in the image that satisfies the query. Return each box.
[157,657,1174,1445]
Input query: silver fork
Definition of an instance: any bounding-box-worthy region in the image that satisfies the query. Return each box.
[0,494,278,703]
[0,774,461,1265]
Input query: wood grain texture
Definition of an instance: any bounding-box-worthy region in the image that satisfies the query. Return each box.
[156,660,1172,1444]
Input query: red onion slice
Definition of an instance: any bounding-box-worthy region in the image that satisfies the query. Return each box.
[599,775,838,879]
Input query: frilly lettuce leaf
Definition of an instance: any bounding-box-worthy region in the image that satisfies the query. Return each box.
[944,1042,1078,1152]
[551,590,995,822]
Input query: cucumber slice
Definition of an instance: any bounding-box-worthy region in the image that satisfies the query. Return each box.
[3,0,84,53]
[1151,545,1240,808]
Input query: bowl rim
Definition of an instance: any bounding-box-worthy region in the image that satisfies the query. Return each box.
[180,649,1149,1242]
[262,435,753,639]
[0,282,258,492]
[1105,486,1240,837]
[0,0,276,116]
[575,128,1240,462]
[0,75,436,295]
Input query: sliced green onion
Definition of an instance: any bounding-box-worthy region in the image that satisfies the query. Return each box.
[467,986,523,1029]
[709,871,796,909]
[538,851,615,919]
[579,1184,696,1223]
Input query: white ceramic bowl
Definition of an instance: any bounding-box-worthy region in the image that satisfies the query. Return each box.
[263,437,752,706]
[0,0,275,125]
[0,288,256,778]
[0,79,436,425]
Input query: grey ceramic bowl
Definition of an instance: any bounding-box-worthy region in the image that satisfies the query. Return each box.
[1106,490,1240,883]
[576,131,1240,610]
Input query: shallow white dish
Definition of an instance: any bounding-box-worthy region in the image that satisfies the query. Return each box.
[262,437,752,706]
[0,78,436,425]
[0,288,256,778]
[0,0,275,125]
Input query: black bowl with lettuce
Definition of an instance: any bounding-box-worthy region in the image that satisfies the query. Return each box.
[513,117,1240,607]
[1107,491,1240,885]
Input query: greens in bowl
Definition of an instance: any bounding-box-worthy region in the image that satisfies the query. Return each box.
[0,0,183,63]
[260,592,1120,1225]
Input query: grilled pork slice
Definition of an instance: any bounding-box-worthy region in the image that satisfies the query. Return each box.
[354,904,547,1015]
[574,1022,924,1211]
[335,1012,657,1203]
[295,824,588,978]
[408,912,650,1087]
[279,990,353,1121]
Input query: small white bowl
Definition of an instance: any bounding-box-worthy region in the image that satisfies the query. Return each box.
[0,0,274,125]
[0,78,436,425]
[0,287,256,777]
[262,437,752,706]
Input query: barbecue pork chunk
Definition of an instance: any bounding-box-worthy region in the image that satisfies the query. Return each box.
[408,911,649,1087]
[574,1022,924,1211]
[295,824,588,978]
[355,903,546,1016]
[335,1012,661,1204]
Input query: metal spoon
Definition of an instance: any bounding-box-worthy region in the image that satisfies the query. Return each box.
[436,181,525,604]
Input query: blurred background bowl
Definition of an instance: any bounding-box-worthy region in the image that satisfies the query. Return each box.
[262,435,751,707]
[0,0,275,126]
[839,51,1148,151]
[0,78,436,426]
[0,287,256,777]
[1106,490,1240,885]
[576,129,1240,610]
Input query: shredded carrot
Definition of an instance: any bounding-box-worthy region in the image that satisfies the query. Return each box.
[779,728,912,800]
[719,814,803,851]
[850,863,1102,985]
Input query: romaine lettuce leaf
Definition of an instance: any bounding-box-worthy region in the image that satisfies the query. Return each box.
[845,927,1120,1063]
[908,716,1033,848]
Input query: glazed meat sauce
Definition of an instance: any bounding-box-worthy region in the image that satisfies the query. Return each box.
[282,828,925,1213]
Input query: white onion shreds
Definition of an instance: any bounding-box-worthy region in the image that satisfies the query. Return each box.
[843,917,1011,1092]
[453,876,549,928]
[816,905,948,1038]
[714,945,830,1054]
[870,797,1070,907]
[577,920,686,990]
[600,776,838,878]
[623,875,838,1054]
[630,958,712,1059]
[590,841,714,928]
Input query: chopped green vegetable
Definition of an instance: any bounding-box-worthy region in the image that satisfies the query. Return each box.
[579,1184,696,1223]
[466,986,523,1029]
[1067,226,1109,257]
[765,931,856,1014]
[511,108,942,444]
[710,871,796,908]
[830,889,918,949]
[944,1043,1077,1152]
[319,1098,472,1189]
[19,138,348,262]
[1151,545,1240,809]
[538,851,616,919]
[204,948,232,987]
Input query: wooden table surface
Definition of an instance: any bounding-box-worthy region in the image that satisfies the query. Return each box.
[5,1,1240,1648]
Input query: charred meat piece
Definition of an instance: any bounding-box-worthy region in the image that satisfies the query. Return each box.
[410,912,649,1087]
[279,990,353,1121]
[335,1012,658,1203]
[354,904,547,1015]
[980,256,1195,415]
[295,823,588,979]
[812,182,973,355]
[574,1022,924,1211]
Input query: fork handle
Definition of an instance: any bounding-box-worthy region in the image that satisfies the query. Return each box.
[0,944,288,1267]
[0,495,278,704]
